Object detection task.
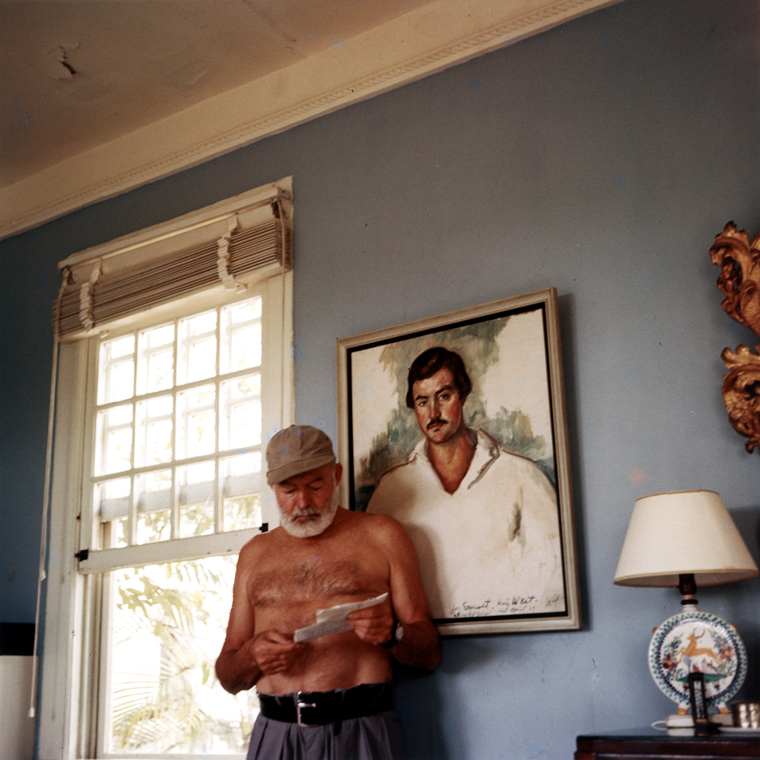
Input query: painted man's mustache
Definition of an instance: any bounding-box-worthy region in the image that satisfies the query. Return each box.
[427,418,446,429]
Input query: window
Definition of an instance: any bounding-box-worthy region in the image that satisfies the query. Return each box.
[38,180,293,759]
[90,298,266,557]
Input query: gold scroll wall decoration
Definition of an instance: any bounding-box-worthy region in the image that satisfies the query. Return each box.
[709,222,760,453]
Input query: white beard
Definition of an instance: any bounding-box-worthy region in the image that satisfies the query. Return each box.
[278,486,339,538]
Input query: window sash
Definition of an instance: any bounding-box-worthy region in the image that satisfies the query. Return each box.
[78,281,288,573]
[78,529,260,575]
[97,556,251,758]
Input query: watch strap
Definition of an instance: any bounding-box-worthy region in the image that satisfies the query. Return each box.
[380,622,403,649]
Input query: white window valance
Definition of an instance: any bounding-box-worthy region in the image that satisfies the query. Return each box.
[55,179,292,341]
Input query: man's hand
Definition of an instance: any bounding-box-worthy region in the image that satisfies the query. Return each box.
[347,598,395,646]
[251,630,305,676]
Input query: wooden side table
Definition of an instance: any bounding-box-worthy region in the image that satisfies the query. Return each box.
[576,728,760,759]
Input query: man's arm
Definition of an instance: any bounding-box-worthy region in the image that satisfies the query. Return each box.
[349,514,442,671]
[215,542,303,694]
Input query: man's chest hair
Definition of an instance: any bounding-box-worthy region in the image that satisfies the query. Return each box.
[249,553,383,608]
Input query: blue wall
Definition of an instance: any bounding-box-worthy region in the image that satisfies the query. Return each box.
[2,1,759,757]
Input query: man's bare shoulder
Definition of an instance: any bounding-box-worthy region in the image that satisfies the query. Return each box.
[237,528,283,563]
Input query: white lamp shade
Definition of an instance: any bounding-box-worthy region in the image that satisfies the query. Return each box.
[614,490,759,587]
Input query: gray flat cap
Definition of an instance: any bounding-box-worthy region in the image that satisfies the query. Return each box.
[266,425,336,485]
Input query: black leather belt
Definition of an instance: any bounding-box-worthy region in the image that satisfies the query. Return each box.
[258,683,393,727]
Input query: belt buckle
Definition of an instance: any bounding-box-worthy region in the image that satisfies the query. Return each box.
[296,693,318,728]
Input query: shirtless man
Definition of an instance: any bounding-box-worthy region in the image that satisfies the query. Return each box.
[216,424,441,760]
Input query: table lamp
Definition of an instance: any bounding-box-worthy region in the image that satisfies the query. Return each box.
[614,490,759,726]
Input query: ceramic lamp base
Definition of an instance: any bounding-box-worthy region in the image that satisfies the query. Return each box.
[649,605,747,715]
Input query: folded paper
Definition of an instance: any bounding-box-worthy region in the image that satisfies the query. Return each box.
[294,593,388,643]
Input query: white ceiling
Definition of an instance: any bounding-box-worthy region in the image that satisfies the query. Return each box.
[0,0,442,186]
[0,0,618,239]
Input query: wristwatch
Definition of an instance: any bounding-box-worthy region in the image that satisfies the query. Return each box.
[381,621,404,649]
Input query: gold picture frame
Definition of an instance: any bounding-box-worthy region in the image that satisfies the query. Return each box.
[336,287,581,635]
[709,222,760,454]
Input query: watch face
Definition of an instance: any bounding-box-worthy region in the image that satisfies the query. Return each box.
[648,609,747,710]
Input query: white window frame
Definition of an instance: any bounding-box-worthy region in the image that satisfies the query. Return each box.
[37,180,294,760]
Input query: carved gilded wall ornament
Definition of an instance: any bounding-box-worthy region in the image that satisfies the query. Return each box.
[710,222,760,453]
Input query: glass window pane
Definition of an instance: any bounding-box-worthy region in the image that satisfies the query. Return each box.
[224,495,261,532]
[96,477,130,519]
[178,461,215,539]
[96,477,131,548]
[98,335,136,404]
[136,470,172,513]
[136,395,173,466]
[221,297,262,374]
[135,471,172,546]
[108,558,256,754]
[178,311,217,384]
[177,385,216,459]
[222,453,261,531]
[179,503,214,538]
[96,405,134,475]
[137,324,175,394]
[136,509,171,545]
[111,517,128,549]
[220,374,261,450]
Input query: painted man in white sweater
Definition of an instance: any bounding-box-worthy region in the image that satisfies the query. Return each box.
[367,347,564,621]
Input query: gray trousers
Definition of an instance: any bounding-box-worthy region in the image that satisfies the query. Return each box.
[246,709,404,760]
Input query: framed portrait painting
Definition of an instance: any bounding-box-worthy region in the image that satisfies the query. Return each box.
[336,288,580,636]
